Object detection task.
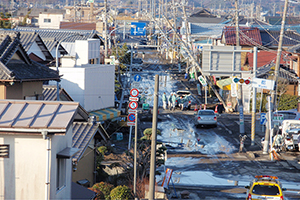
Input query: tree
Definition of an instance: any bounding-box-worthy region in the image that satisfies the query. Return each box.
[108,128,166,199]
[91,182,114,200]
[110,185,133,200]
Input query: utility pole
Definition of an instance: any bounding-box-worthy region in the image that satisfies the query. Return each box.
[104,0,108,59]
[172,0,177,63]
[251,47,257,146]
[272,0,288,111]
[235,0,245,134]
[235,0,239,46]
[148,75,159,200]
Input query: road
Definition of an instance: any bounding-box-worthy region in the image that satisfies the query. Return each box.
[120,49,300,199]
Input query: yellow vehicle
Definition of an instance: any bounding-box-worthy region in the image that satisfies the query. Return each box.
[245,175,286,200]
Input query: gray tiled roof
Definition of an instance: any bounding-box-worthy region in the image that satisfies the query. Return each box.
[0,33,59,82]
[0,29,53,62]
[72,122,109,161]
[14,27,104,44]
[43,85,74,101]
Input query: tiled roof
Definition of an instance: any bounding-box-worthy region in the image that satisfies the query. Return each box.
[72,122,109,161]
[246,51,287,68]
[60,22,97,30]
[264,16,300,25]
[256,63,299,83]
[0,100,79,130]
[222,26,262,46]
[0,33,59,82]
[0,30,53,62]
[260,30,300,47]
[43,85,74,101]
[14,27,104,44]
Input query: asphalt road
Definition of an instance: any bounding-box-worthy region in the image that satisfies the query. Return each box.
[118,49,300,199]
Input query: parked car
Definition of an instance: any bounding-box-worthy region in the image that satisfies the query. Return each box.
[245,175,286,200]
[280,120,300,151]
[195,109,217,128]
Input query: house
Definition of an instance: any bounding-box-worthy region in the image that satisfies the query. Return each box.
[39,13,64,29]
[0,32,59,100]
[14,7,65,27]
[51,38,115,112]
[0,30,54,65]
[0,100,96,199]
[72,120,110,185]
[13,27,104,60]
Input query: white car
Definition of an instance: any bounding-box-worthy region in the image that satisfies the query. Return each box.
[195,109,217,128]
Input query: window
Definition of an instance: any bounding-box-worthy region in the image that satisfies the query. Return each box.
[44,18,51,23]
[0,145,9,158]
[56,158,66,190]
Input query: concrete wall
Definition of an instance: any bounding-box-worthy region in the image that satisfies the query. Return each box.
[39,14,63,29]
[0,127,74,200]
[54,64,114,111]
[72,146,95,186]
[75,39,100,66]
[84,65,115,111]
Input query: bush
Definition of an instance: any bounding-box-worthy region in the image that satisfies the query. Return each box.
[110,185,133,200]
[89,187,105,200]
[92,182,114,200]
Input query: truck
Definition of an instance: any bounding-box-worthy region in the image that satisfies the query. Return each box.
[280,120,300,151]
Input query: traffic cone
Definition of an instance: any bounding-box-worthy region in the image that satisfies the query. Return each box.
[194,104,198,111]
[203,104,206,110]
[214,105,218,113]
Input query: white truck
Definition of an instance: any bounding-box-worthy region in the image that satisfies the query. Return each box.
[280,120,300,151]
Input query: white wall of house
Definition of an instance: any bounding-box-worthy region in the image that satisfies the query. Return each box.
[52,65,114,111]
[0,129,73,200]
[61,39,100,68]
[28,41,46,60]
[75,39,100,66]
[39,13,63,29]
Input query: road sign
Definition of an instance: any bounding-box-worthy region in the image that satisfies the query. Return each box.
[134,74,142,82]
[128,101,138,110]
[130,88,139,97]
[239,106,244,125]
[198,75,207,86]
[127,122,135,126]
[127,113,136,122]
[252,78,275,90]
[273,114,284,121]
[129,97,139,101]
[260,113,267,125]
[130,22,146,36]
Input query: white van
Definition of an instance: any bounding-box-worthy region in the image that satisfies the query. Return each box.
[280,120,300,151]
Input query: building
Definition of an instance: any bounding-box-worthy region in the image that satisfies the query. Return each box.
[0,100,95,199]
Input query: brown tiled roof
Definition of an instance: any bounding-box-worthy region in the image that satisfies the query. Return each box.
[223,26,262,46]
[60,22,96,30]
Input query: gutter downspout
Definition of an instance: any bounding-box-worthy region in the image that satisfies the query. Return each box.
[42,130,50,200]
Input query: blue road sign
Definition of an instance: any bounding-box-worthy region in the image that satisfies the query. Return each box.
[130,22,146,36]
[134,74,142,82]
[260,113,267,125]
[128,113,136,122]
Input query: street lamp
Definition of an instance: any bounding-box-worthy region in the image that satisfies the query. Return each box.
[55,33,83,101]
